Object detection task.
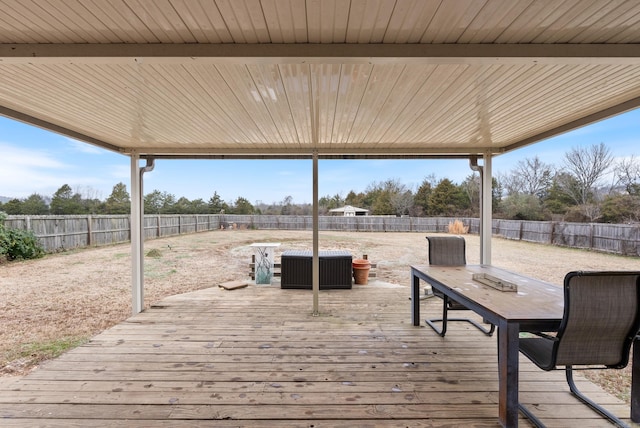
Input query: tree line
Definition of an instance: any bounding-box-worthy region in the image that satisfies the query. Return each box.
[2,143,639,224]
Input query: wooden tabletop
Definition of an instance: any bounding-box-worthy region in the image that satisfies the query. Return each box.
[412,264,564,324]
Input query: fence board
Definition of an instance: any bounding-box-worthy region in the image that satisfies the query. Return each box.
[92,216,130,246]
[592,223,640,256]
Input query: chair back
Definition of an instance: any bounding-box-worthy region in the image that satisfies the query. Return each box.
[426,236,466,266]
[554,271,640,368]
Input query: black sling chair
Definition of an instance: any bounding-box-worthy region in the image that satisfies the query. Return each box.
[424,235,495,337]
[519,271,640,428]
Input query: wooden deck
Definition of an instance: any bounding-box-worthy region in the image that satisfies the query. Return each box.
[0,280,633,427]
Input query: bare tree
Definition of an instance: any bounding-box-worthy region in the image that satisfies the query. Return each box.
[390,189,414,216]
[460,173,480,213]
[499,170,523,197]
[509,156,554,198]
[558,142,614,206]
[615,155,640,196]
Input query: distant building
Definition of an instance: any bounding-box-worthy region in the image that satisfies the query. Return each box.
[329,205,369,217]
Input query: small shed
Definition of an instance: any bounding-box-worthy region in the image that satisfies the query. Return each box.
[329,205,369,217]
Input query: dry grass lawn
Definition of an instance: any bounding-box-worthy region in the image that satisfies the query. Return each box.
[1,230,638,403]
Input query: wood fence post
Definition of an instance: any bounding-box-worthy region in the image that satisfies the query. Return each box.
[519,220,523,241]
[87,215,92,246]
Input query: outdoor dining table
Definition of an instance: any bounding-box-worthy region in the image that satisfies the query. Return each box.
[410,264,640,427]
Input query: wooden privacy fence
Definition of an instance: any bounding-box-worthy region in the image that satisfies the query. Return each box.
[4,215,221,252]
[218,214,481,233]
[493,219,640,256]
[5,214,640,256]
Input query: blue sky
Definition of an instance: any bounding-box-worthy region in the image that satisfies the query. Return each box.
[1,109,638,205]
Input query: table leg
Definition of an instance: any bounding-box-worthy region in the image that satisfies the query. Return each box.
[632,336,640,422]
[411,270,420,326]
[498,320,520,427]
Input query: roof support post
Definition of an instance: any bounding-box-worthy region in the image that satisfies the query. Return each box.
[130,155,155,315]
[469,156,483,262]
[130,153,143,315]
[481,152,493,265]
[312,151,319,316]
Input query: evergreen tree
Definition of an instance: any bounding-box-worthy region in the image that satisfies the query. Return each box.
[144,190,163,214]
[189,198,209,214]
[2,198,23,215]
[344,190,365,208]
[50,184,85,214]
[501,193,546,220]
[428,178,467,216]
[413,178,434,216]
[544,174,578,215]
[600,194,640,224]
[159,192,177,214]
[371,191,393,215]
[208,191,227,213]
[22,194,49,215]
[232,197,254,214]
[173,197,192,214]
[105,183,130,214]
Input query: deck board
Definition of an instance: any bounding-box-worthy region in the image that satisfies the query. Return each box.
[0,281,633,427]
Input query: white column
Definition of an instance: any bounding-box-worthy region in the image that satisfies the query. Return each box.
[481,152,493,265]
[312,152,319,315]
[130,153,143,314]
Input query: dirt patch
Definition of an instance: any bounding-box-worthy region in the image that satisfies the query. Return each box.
[1,229,638,401]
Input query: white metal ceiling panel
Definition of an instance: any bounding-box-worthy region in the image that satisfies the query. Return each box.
[280,64,312,145]
[383,0,439,43]
[261,0,308,43]
[310,64,338,147]
[345,64,406,145]
[307,0,350,43]
[247,64,299,145]
[0,0,640,157]
[2,1,640,44]
[215,0,271,43]
[80,0,159,43]
[344,0,395,43]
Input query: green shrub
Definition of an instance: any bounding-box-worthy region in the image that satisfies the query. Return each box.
[0,212,45,261]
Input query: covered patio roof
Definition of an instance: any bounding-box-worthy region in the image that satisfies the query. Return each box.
[1,0,639,159]
[1,0,640,315]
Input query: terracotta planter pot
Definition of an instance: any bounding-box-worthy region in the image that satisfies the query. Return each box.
[352,259,371,285]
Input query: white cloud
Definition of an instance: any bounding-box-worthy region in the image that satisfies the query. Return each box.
[65,138,108,155]
[0,166,66,198]
[0,142,118,198]
[0,142,69,197]
[0,142,67,169]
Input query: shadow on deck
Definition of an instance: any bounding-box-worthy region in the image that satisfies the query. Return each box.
[0,280,632,427]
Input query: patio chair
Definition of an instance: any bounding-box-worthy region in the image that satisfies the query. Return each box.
[424,235,495,337]
[519,271,640,428]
